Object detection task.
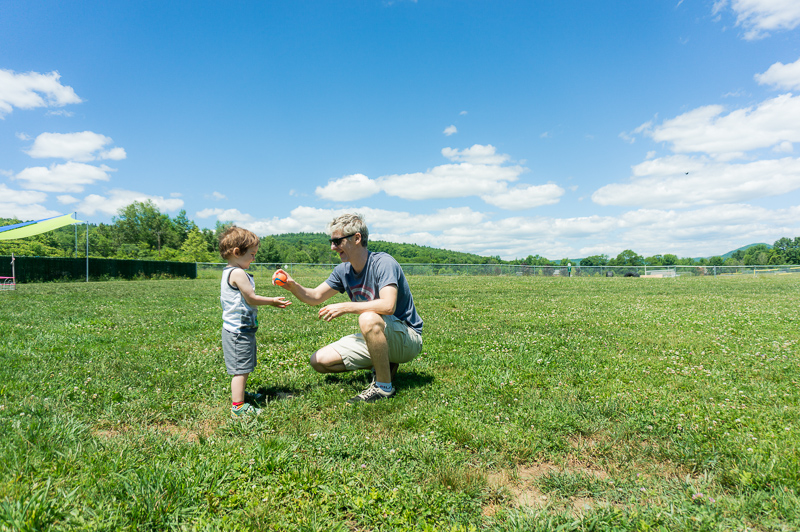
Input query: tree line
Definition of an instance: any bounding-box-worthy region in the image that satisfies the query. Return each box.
[2,200,800,266]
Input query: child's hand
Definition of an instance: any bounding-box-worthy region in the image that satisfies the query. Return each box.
[271,297,292,308]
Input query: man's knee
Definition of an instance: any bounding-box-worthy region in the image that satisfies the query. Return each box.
[309,351,324,372]
[358,312,385,335]
[309,346,346,373]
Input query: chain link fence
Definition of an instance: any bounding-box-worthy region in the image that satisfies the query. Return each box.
[197,262,800,280]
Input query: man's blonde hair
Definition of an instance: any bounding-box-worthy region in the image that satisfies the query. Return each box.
[326,213,368,247]
[218,226,260,259]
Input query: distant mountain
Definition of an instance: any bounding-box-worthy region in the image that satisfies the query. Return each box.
[719,243,772,260]
[690,243,772,262]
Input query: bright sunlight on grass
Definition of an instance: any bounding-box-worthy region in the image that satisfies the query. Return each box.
[1,274,798,530]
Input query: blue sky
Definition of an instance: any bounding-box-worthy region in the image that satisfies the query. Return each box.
[2,0,800,260]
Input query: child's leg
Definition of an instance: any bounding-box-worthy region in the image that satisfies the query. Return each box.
[231,373,248,404]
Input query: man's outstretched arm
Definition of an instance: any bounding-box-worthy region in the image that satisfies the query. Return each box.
[273,269,338,306]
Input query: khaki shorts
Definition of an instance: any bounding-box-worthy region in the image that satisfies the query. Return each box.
[329,315,423,371]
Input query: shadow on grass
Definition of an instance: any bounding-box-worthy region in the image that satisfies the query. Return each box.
[254,385,309,403]
[321,368,434,391]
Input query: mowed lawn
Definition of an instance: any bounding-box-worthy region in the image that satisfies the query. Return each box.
[1,273,798,531]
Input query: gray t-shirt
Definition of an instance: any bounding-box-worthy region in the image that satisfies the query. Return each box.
[325,251,423,335]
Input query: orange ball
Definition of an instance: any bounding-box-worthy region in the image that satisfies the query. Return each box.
[273,271,288,286]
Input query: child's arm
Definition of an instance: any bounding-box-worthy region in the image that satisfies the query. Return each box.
[272,268,337,306]
[230,268,291,308]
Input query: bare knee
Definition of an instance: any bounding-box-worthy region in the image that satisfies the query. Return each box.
[358,312,384,335]
[309,346,346,374]
[309,352,324,372]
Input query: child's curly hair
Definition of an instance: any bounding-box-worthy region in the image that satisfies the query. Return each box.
[218,226,260,259]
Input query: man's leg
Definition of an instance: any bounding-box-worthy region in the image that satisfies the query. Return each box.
[309,345,348,373]
[359,312,391,384]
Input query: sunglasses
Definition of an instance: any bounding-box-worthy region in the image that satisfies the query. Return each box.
[329,233,357,246]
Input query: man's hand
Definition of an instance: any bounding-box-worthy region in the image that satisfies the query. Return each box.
[272,269,294,287]
[318,302,349,322]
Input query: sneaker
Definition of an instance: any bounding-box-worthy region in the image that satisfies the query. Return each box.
[347,384,396,404]
[245,391,266,404]
[370,362,400,385]
[231,402,261,418]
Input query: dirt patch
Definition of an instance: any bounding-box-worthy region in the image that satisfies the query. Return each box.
[92,417,221,443]
[485,460,614,516]
[92,427,126,439]
[152,418,221,443]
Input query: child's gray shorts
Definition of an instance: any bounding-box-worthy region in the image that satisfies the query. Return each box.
[222,328,257,375]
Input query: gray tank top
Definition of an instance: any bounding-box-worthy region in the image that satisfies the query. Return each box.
[221,267,258,332]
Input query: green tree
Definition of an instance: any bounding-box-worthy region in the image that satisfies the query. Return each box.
[768,252,786,265]
[609,249,643,266]
[520,254,551,266]
[644,255,663,266]
[708,256,724,266]
[173,210,197,244]
[180,227,213,262]
[580,254,608,267]
[662,254,678,266]
[773,237,800,264]
[255,236,282,263]
[743,244,771,265]
[114,200,180,252]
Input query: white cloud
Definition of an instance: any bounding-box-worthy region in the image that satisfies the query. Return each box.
[207,191,227,200]
[615,203,800,254]
[46,109,74,117]
[443,125,457,136]
[645,94,800,159]
[0,69,82,118]
[460,110,468,116]
[314,145,546,208]
[755,57,800,90]
[196,206,323,235]
[724,0,800,39]
[25,131,127,162]
[0,202,61,221]
[481,183,565,210]
[773,141,794,153]
[57,195,79,204]
[77,190,184,216]
[366,206,486,233]
[441,144,510,165]
[0,184,59,220]
[101,147,127,160]
[0,184,48,205]
[315,174,382,201]
[619,120,653,144]
[378,163,525,200]
[13,162,114,193]
[593,155,800,208]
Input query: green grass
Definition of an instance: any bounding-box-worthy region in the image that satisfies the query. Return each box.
[1,274,798,531]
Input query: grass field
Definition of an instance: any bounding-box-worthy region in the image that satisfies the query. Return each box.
[1,274,798,531]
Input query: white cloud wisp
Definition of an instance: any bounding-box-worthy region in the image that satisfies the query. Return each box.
[0,69,82,118]
[25,131,127,162]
